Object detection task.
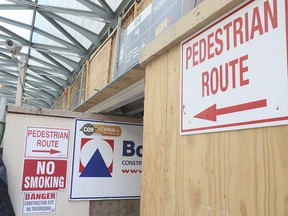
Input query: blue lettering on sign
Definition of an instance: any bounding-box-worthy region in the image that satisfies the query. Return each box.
[123,141,142,157]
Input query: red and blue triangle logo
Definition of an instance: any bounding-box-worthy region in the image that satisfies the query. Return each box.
[80,149,111,177]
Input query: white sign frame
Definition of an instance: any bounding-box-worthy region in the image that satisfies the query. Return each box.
[181,0,288,135]
[22,192,57,214]
[70,119,143,200]
[25,126,69,158]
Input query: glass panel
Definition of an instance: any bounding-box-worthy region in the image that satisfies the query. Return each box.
[90,0,123,11]
[38,0,92,10]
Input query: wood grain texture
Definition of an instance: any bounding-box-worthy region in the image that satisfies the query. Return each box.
[140,52,168,216]
[74,65,144,112]
[140,44,288,216]
[6,105,142,123]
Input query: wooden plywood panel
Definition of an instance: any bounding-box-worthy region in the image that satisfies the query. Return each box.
[140,52,168,216]
[164,45,183,215]
[141,45,288,216]
[74,65,145,112]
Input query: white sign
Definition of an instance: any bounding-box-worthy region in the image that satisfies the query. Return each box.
[70,119,143,200]
[25,126,69,158]
[22,192,57,214]
[181,0,288,134]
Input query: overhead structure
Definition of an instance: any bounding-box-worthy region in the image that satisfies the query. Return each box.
[0,0,134,108]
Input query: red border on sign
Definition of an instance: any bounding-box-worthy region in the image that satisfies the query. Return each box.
[24,126,70,158]
[181,0,288,134]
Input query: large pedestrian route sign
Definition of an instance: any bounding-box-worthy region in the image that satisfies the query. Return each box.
[181,0,288,134]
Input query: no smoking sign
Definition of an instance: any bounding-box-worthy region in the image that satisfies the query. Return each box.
[22,159,67,191]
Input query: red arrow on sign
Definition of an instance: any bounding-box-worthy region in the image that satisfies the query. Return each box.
[194,99,267,122]
[32,149,61,154]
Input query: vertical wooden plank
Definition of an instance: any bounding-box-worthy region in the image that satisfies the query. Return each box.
[164,45,181,215]
[140,52,168,216]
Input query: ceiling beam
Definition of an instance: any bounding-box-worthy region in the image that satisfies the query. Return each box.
[31,43,80,56]
[28,65,69,77]
[40,11,101,46]
[29,56,70,75]
[45,51,79,69]
[25,83,58,99]
[26,72,63,90]
[0,25,29,46]
[114,0,135,18]
[0,4,31,10]
[0,16,87,55]
[7,0,112,20]
[40,12,91,56]
[76,0,113,17]
[38,51,72,74]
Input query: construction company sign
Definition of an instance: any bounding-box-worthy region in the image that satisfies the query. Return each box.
[25,126,69,158]
[70,119,143,200]
[181,0,288,134]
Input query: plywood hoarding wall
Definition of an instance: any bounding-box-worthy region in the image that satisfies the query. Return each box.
[141,44,288,215]
[140,0,288,215]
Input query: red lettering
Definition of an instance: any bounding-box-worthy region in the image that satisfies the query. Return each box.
[223,22,232,51]
[25,192,56,200]
[186,46,192,70]
[215,28,223,55]
[192,41,199,66]
[250,7,264,39]
[36,140,41,147]
[36,140,59,148]
[201,55,249,97]
[229,58,239,89]
[239,54,249,86]
[27,130,33,137]
[199,38,206,64]
[233,17,244,48]
[264,0,278,32]
[210,67,219,95]
[202,71,209,97]
[244,12,249,42]
[207,32,214,59]
[220,64,229,92]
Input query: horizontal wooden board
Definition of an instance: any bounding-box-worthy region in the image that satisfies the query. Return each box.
[74,65,145,112]
[7,105,142,123]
